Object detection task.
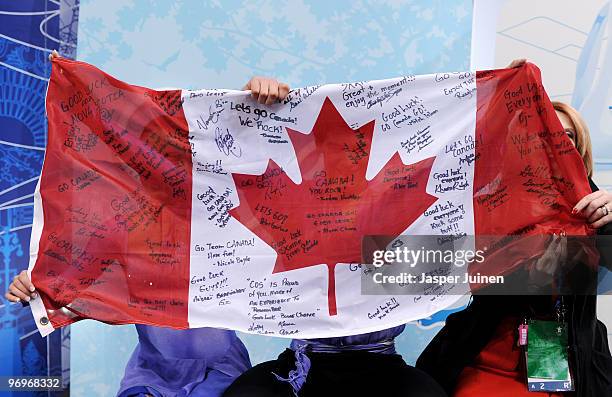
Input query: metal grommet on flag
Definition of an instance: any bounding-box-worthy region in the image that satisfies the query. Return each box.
[27,286,55,336]
[32,293,50,326]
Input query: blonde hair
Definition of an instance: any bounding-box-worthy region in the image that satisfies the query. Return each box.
[552,101,593,177]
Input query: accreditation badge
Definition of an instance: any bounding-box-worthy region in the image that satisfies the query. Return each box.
[526,320,574,392]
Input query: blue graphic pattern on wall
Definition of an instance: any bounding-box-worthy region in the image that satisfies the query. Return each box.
[77,0,472,88]
[0,1,79,396]
[71,1,473,395]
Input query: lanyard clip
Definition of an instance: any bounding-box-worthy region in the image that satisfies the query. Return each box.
[518,317,529,346]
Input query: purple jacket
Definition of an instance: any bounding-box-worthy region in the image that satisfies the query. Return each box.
[291,325,406,351]
[117,325,251,397]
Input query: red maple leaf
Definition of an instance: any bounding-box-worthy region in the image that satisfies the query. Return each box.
[229,98,437,315]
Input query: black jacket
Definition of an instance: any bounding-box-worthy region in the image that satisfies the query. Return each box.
[416,180,612,397]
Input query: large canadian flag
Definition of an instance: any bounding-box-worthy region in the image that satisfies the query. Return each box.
[28,58,591,337]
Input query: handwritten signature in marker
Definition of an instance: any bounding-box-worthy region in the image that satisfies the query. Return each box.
[215,127,242,157]
[200,102,224,130]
